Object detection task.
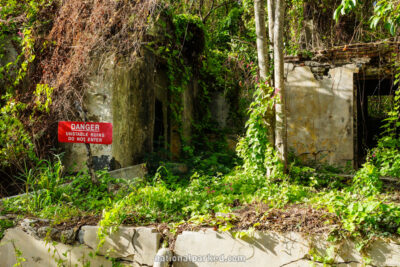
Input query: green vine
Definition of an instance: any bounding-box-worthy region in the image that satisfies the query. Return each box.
[0,0,54,170]
[237,81,281,176]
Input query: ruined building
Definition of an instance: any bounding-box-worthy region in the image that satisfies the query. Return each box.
[62,38,400,171]
[285,39,400,167]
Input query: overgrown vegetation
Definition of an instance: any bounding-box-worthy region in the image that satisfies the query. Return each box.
[0,0,161,183]
[1,2,400,266]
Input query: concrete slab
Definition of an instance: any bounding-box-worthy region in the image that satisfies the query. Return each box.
[2,225,400,267]
[173,229,312,267]
[79,225,161,266]
[0,227,111,267]
[109,164,148,180]
[173,229,400,267]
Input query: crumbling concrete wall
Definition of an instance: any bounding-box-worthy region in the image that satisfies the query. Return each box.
[62,53,116,171]
[63,50,167,171]
[112,51,157,168]
[209,92,230,129]
[62,48,198,171]
[285,63,358,166]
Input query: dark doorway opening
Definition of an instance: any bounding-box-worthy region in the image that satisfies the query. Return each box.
[153,98,165,151]
[355,76,398,166]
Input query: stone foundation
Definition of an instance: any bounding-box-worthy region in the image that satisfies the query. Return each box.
[2,225,400,267]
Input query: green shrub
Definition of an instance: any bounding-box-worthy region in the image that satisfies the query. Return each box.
[369,136,400,178]
[0,102,36,169]
[0,218,14,239]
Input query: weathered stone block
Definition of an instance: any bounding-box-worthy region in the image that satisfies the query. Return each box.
[78,225,161,266]
[0,227,111,267]
[173,229,311,267]
[108,164,148,180]
[173,229,400,267]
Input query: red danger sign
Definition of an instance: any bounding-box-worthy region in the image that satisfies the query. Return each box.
[58,121,112,144]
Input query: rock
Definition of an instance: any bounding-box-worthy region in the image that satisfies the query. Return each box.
[20,219,39,238]
[60,229,76,244]
[78,226,161,266]
[0,227,112,267]
[37,226,59,239]
[37,227,76,244]
[109,164,148,181]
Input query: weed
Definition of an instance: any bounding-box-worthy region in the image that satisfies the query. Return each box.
[0,218,14,239]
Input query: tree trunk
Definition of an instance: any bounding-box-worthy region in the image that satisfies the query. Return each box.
[254,0,269,80]
[267,0,275,55]
[273,0,288,172]
[254,0,275,147]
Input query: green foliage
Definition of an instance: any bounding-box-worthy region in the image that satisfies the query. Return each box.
[316,189,400,242]
[152,13,203,125]
[0,0,52,93]
[0,101,36,169]
[97,166,308,236]
[366,61,400,178]
[334,0,400,35]
[12,244,26,267]
[153,3,256,145]
[310,146,400,247]
[34,84,53,113]
[370,0,400,35]
[334,0,360,21]
[352,163,382,195]
[0,218,14,239]
[237,82,281,176]
[368,136,400,177]
[214,7,244,48]
[3,155,133,221]
[0,0,54,171]
[173,13,205,41]
[286,0,305,55]
[4,146,400,253]
[368,95,393,118]
[3,0,400,258]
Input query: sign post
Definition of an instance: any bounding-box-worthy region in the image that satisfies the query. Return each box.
[58,121,113,184]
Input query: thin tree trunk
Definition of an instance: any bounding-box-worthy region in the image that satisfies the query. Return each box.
[266,0,276,146]
[254,0,275,147]
[273,0,288,172]
[254,0,269,80]
[267,0,275,55]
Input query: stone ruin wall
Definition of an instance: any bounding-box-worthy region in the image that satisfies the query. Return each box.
[285,40,400,166]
